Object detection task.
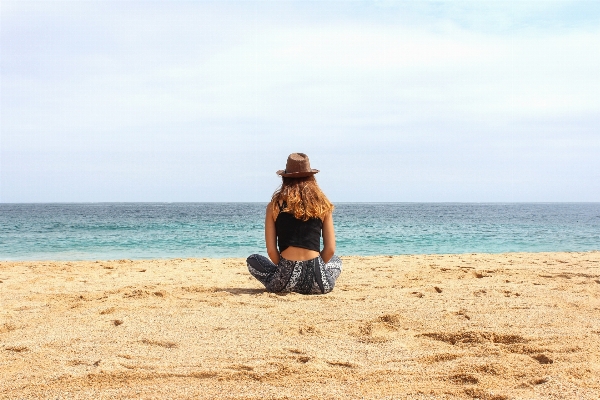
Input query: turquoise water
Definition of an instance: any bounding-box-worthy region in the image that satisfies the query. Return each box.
[0,203,598,260]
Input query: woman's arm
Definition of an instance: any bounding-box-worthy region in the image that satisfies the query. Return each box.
[265,203,280,264]
[320,212,336,263]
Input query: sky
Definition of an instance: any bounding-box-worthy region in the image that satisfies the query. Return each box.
[1,1,599,202]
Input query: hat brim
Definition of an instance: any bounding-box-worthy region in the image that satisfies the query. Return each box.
[276,169,319,178]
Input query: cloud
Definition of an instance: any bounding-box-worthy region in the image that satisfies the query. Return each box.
[1,1,599,201]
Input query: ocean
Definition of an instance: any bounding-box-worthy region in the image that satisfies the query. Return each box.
[0,203,598,260]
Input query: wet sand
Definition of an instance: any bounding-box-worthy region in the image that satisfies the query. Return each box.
[1,252,599,399]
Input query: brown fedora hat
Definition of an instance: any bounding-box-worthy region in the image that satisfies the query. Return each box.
[276,153,320,178]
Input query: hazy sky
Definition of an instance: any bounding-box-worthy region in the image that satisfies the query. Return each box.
[2,1,599,202]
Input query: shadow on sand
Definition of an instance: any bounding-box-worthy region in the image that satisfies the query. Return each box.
[217,287,293,296]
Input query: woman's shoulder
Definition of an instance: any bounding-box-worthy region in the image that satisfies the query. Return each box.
[266,201,283,221]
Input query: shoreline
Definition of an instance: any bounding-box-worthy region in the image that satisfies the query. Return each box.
[2,249,599,263]
[2,252,599,399]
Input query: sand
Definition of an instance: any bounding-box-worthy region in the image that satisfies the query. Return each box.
[1,252,599,399]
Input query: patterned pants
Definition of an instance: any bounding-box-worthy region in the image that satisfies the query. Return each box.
[247,254,342,295]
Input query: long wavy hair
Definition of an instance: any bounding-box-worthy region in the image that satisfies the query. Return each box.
[271,176,334,221]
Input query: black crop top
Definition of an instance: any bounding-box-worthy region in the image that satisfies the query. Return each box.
[275,202,322,253]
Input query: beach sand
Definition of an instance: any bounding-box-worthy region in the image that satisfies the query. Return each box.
[1,252,599,399]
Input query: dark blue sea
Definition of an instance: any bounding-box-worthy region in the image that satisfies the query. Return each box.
[0,203,598,260]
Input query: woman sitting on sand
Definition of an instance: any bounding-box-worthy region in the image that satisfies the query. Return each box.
[247,153,342,294]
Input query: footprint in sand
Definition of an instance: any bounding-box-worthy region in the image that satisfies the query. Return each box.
[531,377,548,385]
[355,314,402,343]
[123,289,151,299]
[140,339,178,348]
[464,388,508,400]
[232,364,254,371]
[99,307,116,315]
[0,323,17,333]
[285,349,310,363]
[419,331,527,345]
[531,354,553,364]
[5,345,28,353]
[327,360,355,368]
[449,373,479,384]
[474,363,505,375]
[421,353,461,363]
[298,325,319,335]
[454,310,471,320]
